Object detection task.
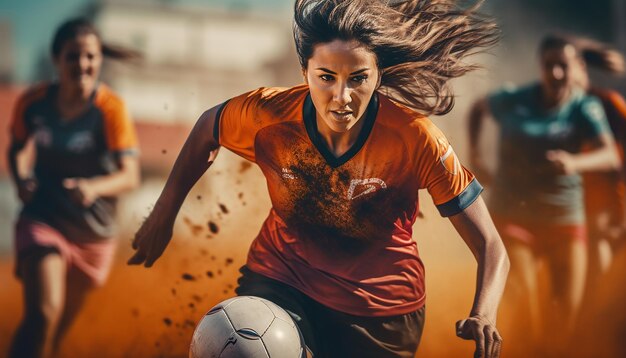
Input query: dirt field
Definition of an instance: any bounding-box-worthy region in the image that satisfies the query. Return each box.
[1,163,625,357]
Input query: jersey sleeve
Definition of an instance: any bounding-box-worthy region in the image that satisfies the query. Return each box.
[606,91,626,124]
[99,94,139,156]
[416,120,483,217]
[578,96,611,140]
[9,85,48,146]
[215,88,269,162]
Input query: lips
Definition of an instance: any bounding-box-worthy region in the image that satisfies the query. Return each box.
[330,109,354,122]
[71,73,91,80]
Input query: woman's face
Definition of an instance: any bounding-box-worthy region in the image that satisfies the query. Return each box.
[540,44,585,103]
[304,39,380,133]
[54,33,103,96]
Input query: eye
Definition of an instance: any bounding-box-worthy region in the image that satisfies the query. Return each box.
[351,75,368,83]
[319,74,334,82]
[65,52,80,62]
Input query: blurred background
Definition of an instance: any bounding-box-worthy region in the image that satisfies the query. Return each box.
[0,0,625,357]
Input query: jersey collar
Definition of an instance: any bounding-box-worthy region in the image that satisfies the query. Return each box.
[303,92,379,168]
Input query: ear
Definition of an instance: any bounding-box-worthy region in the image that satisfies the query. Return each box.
[375,71,382,89]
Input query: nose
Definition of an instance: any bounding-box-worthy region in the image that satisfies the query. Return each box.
[333,81,352,106]
[551,65,565,81]
[78,55,91,72]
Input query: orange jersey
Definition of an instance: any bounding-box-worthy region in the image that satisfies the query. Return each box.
[217,85,481,316]
[584,88,626,224]
[11,83,137,152]
[9,82,138,238]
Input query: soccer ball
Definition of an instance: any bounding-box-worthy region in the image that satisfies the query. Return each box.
[189,296,307,358]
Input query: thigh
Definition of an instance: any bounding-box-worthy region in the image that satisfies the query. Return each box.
[62,267,93,319]
[314,305,425,358]
[544,231,587,302]
[15,216,117,288]
[503,240,539,296]
[493,217,543,290]
[18,248,67,317]
[15,217,70,281]
[70,239,117,287]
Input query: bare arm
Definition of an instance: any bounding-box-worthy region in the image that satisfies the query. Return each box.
[63,154,141,206]
[128,104,222,267]
[546,132,621,174]
[7,140,37,204]
[449,196,510,358]
[7,141,23,184]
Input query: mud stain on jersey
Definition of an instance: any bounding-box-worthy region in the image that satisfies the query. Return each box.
[276,147,409,253]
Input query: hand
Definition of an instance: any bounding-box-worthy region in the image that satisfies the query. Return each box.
[456,316,502,358]
[17,178,38,204]
[546,150,576,174]
[607,224,626,253]
[127,204,175,267]
[63,178,97,207]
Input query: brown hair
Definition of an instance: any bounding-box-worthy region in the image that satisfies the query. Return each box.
[539,33,624,75]
[293,0,499,115]
[51,18,141,61]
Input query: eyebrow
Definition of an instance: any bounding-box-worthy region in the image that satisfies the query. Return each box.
[315,67,370,75]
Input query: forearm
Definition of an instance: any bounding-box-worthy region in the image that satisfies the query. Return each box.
[7,146,22,185]
[128,106,222,268]
[7,141,33,185]
[469,235,509,323]
[152,109,220,221]
[571,145,621,173]
[84,161,140,198]
[155,150,214,219]
[449,197,510,323]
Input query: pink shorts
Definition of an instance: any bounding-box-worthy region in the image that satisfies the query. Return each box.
[14,217,117,287]
[493,216,587,254]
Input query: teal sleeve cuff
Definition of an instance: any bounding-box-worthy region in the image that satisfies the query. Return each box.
[436,178,483,217]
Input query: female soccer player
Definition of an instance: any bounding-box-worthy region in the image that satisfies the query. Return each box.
[8,18,140,358]
[130,1,509,357]
[570,35,626,295]
[468,34,620,355]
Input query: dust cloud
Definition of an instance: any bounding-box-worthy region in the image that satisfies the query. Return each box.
[0,131,625,358]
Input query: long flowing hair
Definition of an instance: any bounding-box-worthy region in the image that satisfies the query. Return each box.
[51,18,141,61]
[293,0,499,115]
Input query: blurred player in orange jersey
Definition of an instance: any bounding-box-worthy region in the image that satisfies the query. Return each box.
[568,35,626,296]
[129,1,510,357]
[7,18,140,358]
[468,34,621,356]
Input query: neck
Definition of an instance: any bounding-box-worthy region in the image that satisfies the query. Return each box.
[58,84,93,104]
[580,77,591,92]
[316,114,366,158]
[541,85,571,109]
[56,84,95,121]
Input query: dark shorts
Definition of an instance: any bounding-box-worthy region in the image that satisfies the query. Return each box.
[235,266,425,358]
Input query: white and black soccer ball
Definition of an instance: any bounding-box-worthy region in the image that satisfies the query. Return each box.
[189,296,307,358]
